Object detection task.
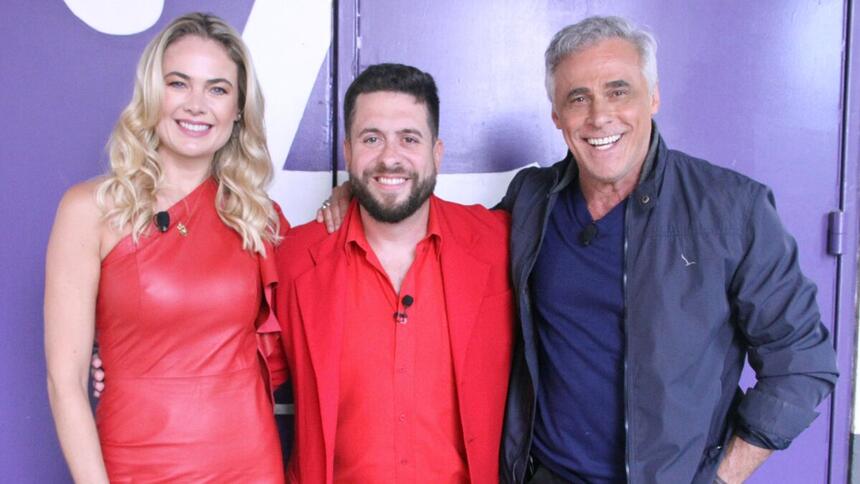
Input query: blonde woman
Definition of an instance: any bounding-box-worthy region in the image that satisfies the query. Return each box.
[45,13,288,482]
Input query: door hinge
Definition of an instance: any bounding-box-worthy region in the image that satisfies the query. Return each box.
[827,210,844,256]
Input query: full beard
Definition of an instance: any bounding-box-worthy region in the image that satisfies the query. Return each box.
[350,166,436,224]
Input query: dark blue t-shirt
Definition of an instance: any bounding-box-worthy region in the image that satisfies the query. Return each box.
[531,181,627,483]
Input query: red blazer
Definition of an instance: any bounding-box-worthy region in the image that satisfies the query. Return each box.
[275,196,514,484]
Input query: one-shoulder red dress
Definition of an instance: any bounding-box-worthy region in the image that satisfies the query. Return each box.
[95,178,286,483]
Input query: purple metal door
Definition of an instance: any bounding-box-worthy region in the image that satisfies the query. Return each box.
[337,1,852,482]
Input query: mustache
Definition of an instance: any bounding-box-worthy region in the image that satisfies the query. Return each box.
[362,164,412,177]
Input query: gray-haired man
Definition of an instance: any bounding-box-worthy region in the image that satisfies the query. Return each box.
[499,15,837,484]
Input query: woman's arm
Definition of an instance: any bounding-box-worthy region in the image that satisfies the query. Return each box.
[44,181,110,483]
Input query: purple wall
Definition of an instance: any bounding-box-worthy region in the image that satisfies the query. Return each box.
[1,1,856,482]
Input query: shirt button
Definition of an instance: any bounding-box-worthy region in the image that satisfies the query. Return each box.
[397,367,407,374]
[399,414,406,422]
[640,194,651,205]
[400,459,408,465]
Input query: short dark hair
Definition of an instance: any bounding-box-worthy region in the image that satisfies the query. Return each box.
[343,63,440,139]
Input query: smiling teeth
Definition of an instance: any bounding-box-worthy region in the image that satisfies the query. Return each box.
[377,177,406,185]
[587,134,621,146]
[179,121,210,132]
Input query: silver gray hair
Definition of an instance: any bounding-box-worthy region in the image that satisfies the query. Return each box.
[544,16,658,102]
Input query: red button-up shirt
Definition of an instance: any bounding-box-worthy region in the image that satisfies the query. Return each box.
[334,206,468,483]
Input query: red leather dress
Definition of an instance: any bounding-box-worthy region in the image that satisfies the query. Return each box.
[95,179,285,483]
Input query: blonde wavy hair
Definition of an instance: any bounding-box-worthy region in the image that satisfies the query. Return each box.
[97,12,280,255]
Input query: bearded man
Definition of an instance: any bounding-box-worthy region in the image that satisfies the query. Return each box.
[275,63,515,484]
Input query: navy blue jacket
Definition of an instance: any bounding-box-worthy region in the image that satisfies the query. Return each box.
[498,132,838,483]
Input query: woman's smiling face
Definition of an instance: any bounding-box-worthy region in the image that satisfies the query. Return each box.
[155,35,240,167]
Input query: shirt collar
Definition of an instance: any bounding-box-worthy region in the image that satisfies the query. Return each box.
[344,196,443,260]
[425,196,443,260]
[345,199,368,254]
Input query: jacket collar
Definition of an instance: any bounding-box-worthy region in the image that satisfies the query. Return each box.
[631,123,665,213]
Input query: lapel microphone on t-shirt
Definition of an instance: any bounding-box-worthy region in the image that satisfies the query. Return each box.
[579,222,599,247]
[393,295,414,324]
[155,211,170,233]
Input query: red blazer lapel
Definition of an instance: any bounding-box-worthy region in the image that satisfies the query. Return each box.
[441,240,490,379]
[293,218,352,478]
[435,198,491,373]
[435,199,491,414]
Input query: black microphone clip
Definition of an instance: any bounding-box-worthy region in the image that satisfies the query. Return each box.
[393,294,414,324]
[155,211,170,233]
[579,223,598,247]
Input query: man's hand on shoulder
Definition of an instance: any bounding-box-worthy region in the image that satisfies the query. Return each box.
[314,183,352,233]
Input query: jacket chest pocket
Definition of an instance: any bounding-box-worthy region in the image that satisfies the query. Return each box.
[627,230,738,345]
[633,225,741,287]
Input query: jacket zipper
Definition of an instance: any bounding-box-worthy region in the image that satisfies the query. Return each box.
[622,197,633,483]
[518,176,560,483]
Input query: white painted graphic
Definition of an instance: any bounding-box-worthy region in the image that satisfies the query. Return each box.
[242,0,333,225]
[434,166,534,207]
[63,0,163,35]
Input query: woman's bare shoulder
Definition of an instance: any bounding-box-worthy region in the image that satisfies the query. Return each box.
[55,177,106,223]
